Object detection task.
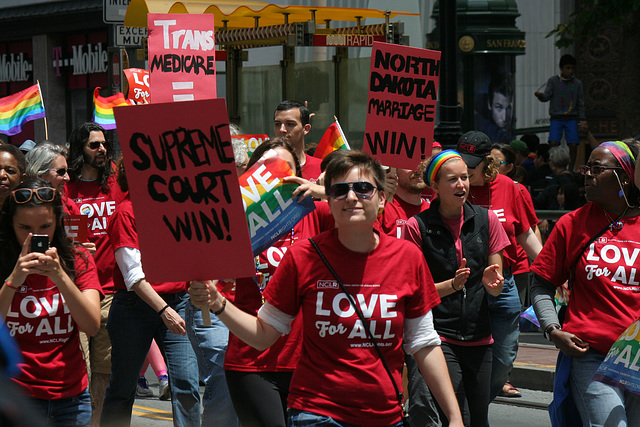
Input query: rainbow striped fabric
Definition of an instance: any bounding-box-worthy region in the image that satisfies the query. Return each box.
[93,87,132,130]
[0,84,46,136]
[314,119,350,159]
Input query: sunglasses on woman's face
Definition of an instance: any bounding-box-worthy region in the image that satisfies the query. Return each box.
[12,187,56,204]
[579,165,622,176]
[328,181,377,200]
[49,168,68,177]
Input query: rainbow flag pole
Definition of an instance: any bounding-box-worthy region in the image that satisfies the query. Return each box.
[0,83,47,137]
[37,81,48,140]
[313,116,351,159]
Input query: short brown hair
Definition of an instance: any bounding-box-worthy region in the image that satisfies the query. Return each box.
[323,151,385,197]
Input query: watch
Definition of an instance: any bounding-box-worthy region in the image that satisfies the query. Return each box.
[544,324,562,341]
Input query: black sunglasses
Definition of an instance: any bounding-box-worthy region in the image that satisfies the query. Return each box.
[12,187,56,204]
[329,181,377,200]
[49,168,68,177]
[579,165,622,176]
[87,140,106,150]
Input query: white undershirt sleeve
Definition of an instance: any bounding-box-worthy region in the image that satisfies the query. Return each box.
[403,310,441,355]
[114,247,145,291]
[257,302,296,335]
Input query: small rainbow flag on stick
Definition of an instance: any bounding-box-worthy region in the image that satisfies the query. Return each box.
[314,117,350,159]
[0,84,46,136]
[93,87,132,130]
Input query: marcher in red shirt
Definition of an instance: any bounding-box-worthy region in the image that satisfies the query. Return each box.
[190,151,464,427]
[531,140,640,425]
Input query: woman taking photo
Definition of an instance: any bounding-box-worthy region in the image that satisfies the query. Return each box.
[405,150,508,426]
[191,151,463,427]
[531,140,640,424]
[0,180,101,426]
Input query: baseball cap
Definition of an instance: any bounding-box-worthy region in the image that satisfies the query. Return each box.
[456,131,491,168]
[432,141,442,149]
[510,139,529,155]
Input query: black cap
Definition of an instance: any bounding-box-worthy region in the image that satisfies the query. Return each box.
[456,131,492,168]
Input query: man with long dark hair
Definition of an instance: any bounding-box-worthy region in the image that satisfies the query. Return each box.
[65,122,125,427]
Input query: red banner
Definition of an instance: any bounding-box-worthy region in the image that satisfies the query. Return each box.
[148,13,217,103]
[363,42,441,170]
[113,98,254,282]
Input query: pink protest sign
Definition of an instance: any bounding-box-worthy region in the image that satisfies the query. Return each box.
[364,42,441,170]
[148,13,216,103]
[113,98,254,282]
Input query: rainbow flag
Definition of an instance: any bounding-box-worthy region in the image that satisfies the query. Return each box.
[93,87,132,130]
[239,149,315,255]
[0,84,46,136]
[314,118,350,159]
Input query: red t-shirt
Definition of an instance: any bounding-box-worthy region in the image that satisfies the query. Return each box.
[263,229,440,426]
[224,201,334,372]
[468,174,532,269]
[531,202,640,355]
[62,196,81,216]
[107,194,187,294]
[379,195,430,238]
[301,154,322,181]
[65,176,125,292]
[6,248,102,399]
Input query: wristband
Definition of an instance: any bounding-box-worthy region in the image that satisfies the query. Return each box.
[544,324,562,341]
[3,280,17,290]
[213,297,227,316]
[157,304,170,316]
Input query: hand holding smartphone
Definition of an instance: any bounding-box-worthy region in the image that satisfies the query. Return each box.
[30,234,50,253]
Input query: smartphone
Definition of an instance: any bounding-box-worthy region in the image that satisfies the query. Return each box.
[30,234,50,253]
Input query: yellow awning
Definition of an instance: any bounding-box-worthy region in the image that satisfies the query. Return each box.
[124,0,419,29]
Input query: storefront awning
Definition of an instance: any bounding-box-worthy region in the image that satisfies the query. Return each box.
[124,0,418,29]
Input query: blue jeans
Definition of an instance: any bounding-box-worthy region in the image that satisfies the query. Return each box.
[488,272,521,400]
[570,348,640,426]
[185,301,239,426]
[288,409,403,427]
[102,291,200,427]
[32,388,91,427]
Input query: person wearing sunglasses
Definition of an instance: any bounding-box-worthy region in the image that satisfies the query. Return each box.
[65,122,125,426]
[25,142,80,216]
[0,179,102,426]
[190,151,463,427]
[404,150,509,426]
[0,143,26,208]
[531,140,640,425]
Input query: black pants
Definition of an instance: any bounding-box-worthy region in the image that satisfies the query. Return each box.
[438,342,493,427]
[225,370,292,427]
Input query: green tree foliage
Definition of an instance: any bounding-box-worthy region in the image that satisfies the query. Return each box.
[547,0,640,47]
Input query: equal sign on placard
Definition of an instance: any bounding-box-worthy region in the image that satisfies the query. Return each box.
[172,82,195,101]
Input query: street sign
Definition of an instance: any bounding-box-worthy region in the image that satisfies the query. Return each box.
[104,0,130,24]
[312,34,386,47]
[115,25,148,47]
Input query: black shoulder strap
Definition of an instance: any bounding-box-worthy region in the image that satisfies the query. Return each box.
[308,237,406,416]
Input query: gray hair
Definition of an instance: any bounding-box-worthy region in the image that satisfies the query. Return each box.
[549,146,570,170]
[25,142,69,180]
[232,138,248,165]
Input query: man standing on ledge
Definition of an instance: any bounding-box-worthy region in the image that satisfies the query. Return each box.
[274,100,322,180]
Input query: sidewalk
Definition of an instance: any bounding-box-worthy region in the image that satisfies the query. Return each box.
[511,332,557,392]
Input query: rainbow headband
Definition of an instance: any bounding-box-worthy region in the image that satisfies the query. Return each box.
[425,150,463,185]
[600,141,636,186]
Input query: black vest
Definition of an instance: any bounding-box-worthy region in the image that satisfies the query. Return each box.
[415,200,492,341]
